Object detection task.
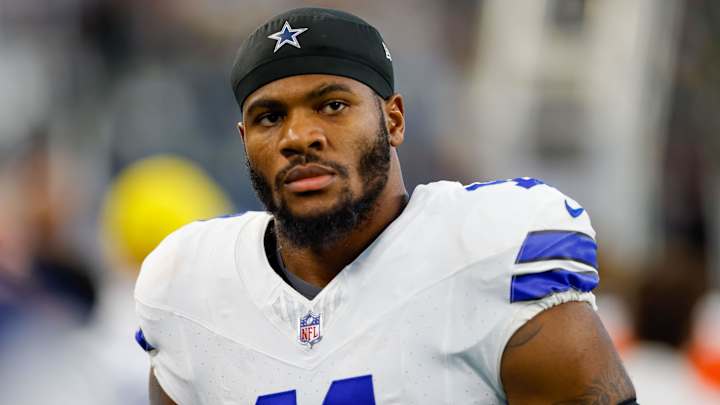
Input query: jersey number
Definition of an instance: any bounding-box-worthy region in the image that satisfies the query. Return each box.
[256,374,375,405]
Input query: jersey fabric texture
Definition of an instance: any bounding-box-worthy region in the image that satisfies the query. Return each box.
[134,179,598,404]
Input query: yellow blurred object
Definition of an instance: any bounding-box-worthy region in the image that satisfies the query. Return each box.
[101,154,232,266]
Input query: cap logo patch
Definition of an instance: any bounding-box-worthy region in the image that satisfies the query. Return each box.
[268,21,309,53]
[382,42,392,61]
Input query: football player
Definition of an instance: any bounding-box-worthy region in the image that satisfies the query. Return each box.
[135,7,637,404]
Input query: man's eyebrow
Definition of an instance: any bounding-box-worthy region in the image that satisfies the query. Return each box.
[245,83,354,116]
[305,83,354,101]
[245,99,284,117]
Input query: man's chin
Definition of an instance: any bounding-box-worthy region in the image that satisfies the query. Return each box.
[271,193,362,248]
[276,203,343,223]
[275,192,345,217]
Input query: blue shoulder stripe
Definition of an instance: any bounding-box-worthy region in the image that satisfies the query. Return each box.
[135,328,156,352]
[510,269,599,302]
[516,230,597,269]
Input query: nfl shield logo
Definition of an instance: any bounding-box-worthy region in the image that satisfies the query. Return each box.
[298,310,322,347]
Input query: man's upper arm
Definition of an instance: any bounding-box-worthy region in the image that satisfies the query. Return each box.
[149,369,179,405]
[136,223,198,405]
[501,301,636,404]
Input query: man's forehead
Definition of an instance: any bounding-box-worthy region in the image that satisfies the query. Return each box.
[243,74,372,108]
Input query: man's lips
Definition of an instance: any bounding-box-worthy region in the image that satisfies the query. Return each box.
[283,164,337,193]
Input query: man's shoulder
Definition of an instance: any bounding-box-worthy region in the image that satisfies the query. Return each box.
[416,177,586,228]
[133,211,269,309]
[139,210,268,269]
[409,178,595,260]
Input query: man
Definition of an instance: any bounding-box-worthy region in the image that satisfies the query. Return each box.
[135,7,637,404]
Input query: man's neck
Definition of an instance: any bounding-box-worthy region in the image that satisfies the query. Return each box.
[276,190,408,289]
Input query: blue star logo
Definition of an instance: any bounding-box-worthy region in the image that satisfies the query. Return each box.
[267,21,309,53]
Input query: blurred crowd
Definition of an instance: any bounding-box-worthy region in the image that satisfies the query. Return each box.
[0,0,719,403]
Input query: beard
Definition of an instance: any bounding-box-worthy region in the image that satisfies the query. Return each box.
[247,104,391,249]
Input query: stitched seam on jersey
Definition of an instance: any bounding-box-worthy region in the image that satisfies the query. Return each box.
[135,297,181,313]
[135,298,313,369]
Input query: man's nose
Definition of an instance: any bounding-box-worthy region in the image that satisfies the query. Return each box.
[279,113,327,159]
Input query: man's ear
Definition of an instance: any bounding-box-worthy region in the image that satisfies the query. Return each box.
[238,122,250,157]
[237,122,245,142]
[384,94,405,147]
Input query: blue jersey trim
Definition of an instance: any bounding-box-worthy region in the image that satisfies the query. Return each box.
[511,177,545,189]
[256,390,297,404]
[516,230,597,269]
[464,177,547,191]
[324,375,375,404]
[465,179,508,191]
[510,269,599,302]
[135,328,156,352]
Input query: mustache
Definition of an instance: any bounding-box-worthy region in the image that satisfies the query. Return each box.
[274,154,350,192]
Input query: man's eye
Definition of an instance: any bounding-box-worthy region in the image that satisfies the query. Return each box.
[256,113,283,126]
[320,101,347,114]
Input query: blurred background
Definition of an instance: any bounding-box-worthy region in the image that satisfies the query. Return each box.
[0,0,719,403]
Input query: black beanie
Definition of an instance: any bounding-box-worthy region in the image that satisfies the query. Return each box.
[230,7,394,110]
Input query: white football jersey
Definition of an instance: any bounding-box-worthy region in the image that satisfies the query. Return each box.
[135,179,599,404]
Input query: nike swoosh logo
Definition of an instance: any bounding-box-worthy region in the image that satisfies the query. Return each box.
[565,199,585,218]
